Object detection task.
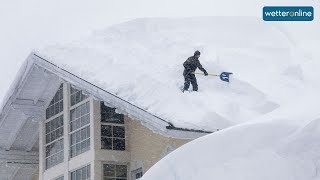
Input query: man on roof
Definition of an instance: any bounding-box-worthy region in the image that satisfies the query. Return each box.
[182,50,208,92]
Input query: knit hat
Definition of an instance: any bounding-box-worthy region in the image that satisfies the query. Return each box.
[194,50,201,56]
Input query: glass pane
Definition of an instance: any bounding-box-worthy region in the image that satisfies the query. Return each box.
[46,123,50,133]
[136,172,142,178]
[101,137,112,150]
[46,84,63,119]
[104,164,115,177]
[70,146,76,157]
[45,140,64,169]
[81,128,86,139]
[46,135,50,144]
[86,163,91,178]
[55,176,64,180]
[45,146,51,157]
[71,165,90,180]
[113,139,125,151]
[101,103,124,124]
[113,126,125,138]
[45,115,64,144]
[71,172,76,180]
[82,167,87,179]
[70,126,90,158]
[76,131,81,143]
[70,102,90,132]
[70,86,88,106]
[77,169,82,180]
[71,109,76,120]
[116,165,127,178]
[101,125,112,137]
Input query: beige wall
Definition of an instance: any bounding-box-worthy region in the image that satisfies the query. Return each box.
[32,174,39,180]
[127,118,190,172]
[93,99,191,178]
[39,97,192,180]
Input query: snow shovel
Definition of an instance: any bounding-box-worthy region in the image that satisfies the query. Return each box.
[193,72,233,82]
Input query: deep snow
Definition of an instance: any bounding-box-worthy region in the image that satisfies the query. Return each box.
[38,17,307,131]
[0,13,318,180]
[142,100,320,180]
[142,49,320,179]
[137,18,320,180]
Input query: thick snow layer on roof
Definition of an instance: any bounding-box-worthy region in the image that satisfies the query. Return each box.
[39,17,303,131]
[141,93,320,180]
[138,36,320,179]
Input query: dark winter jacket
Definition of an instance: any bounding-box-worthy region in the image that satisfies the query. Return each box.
[183,56,207,76]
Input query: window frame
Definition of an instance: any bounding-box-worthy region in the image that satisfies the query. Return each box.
[44,84,65,170]
[70,85,89,107]
[100,102,126,151]
[102,163,128,180]
[70,164,91,180]
[131,168,143,180]
[69,86,91,158]
[54,175,64,180]
[100,102,124,124]
[101,123,126,151]
[46,84,64,119]
[69,100,91,133]
[45,115,64,145]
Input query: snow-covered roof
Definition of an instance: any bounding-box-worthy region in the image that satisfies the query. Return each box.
[37,17,298,132]
[1,17,301,134]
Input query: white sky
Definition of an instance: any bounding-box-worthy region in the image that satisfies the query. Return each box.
[0,0,319,104]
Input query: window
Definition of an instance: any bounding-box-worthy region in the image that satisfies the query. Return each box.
[70,101,90,158]
[71,165,90,180]
[46,115,64,144]
[45,115,64,169]
[101,102,125,151]
[101,125,125,151]
[70,102,90,132]
[101,102,124,124]
[46,84,63,119]
[103,164,127,180]
[70,126,90,157]
[70,86,88,106]
[131,168,143,180]
[55,176,64,180]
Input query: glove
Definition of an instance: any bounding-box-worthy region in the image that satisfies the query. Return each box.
[204,71,208,76]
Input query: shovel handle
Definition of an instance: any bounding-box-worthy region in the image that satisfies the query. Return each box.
[192,72,218,76]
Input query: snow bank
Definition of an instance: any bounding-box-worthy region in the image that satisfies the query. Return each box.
[141,118,320,180]
[39,17,302,131]
[142,94,320,180]
[141,36,320,179]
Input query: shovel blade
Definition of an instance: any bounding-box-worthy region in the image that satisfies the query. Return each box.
[220,72,233,82]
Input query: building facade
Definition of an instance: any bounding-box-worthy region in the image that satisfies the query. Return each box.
[0,53,211,180]
[40,82,191,180]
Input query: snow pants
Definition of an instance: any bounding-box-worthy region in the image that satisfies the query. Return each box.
[183,72,198,91]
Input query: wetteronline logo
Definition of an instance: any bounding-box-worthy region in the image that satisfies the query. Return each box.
[263,6,314,21]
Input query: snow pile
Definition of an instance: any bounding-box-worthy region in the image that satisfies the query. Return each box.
[39,17,303,131]
[141,118,320,180]
[141,91,320,180]
[141,36,320,179]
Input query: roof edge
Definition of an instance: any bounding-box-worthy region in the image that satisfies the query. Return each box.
[0,54,36,120]
[32,53,214,138]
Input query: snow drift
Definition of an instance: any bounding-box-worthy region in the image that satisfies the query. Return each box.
[142,78,320,180]
[135,18,320,180]
[38,17,303,131]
